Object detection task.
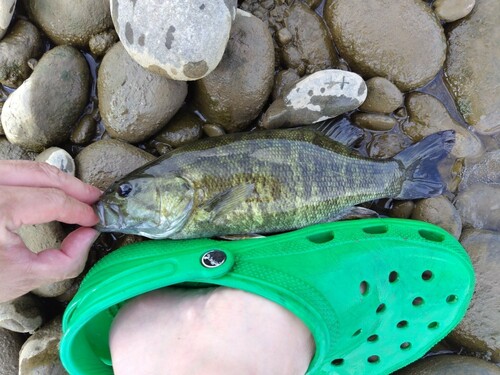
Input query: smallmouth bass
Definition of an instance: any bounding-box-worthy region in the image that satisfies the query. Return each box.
[95,128,455,239]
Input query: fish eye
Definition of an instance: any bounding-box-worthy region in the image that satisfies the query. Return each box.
[117,183,133,197]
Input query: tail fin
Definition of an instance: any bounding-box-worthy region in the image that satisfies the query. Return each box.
[394,130,455,200]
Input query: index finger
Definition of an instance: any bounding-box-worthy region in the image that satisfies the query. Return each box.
[0,160,102,204]
[2,186,99,230]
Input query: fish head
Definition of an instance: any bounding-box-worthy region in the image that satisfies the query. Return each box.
[95,175,194,239]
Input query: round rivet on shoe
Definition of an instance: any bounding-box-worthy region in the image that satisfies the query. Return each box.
[201,250,227,268]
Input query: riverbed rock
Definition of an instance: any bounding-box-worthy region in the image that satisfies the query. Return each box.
[153,109,203,150]
[277,1,338,75]
[454,184,500,231]
[444,0,500,134]
[396,354,500,374]
[76,139,156,190]
[192,10,274,132]
[433,0,476,22]
[403,92,484,159]
[411,196,462,238]
[260,69,367,129]
[447,229,500,362]
[0,0,15,40]
[0,19,43,88]
[0,294,43,333]
[70,114,97,145]
[1,45,90,152]
[352,112,397,131]
[35,147,75,176]
[0,328,23,374]
[89,29,118,57]
[367,132,407,159]
[324,0,446,91]
[0,137,36,160]
[272,69,301,101]
[23,0,113,48]
[459,150,500,191]
[19,317,65,375]
[98,42,187,143]
[359,77,403,114]
[111,0,237,80]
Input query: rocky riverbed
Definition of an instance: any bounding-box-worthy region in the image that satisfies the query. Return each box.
[0,0,499,373]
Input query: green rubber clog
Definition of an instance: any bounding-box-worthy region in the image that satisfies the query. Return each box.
[60,218,475,374]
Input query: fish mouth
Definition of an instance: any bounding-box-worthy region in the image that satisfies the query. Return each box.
[94,201,124,232]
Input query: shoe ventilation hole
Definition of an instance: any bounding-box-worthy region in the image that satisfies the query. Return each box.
[400,342,411,350]
[360,281,369,295]
[412,297,424,306]
[307,231,334,244]
[418,229,445,242]
[397,320,408,329]
[428,321,439,329]
[388,271,398,283]
[367,334,379,342]
[352,328,362,337]
[362,224,388,234]
[331,359,344,366]
[446,295,458,304]
[376,303,386,314]
[421,270,433,281]
[367,355,380,364]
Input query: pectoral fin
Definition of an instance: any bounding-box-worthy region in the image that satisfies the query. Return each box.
[217,233,266,241]
[323,206,380,222]
[202,184,255,221]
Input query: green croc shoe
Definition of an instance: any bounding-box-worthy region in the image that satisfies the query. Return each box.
[60,218,474,375]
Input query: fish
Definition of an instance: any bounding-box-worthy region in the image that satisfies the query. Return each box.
[94,127,455,239]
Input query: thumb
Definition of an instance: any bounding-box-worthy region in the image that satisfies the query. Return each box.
[33,227,100,282]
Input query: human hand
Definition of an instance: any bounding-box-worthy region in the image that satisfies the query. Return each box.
[0,160,102,303]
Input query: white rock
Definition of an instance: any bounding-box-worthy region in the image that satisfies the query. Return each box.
[0,0,16,40]
[261,69,367,128]
[35,147,75,176]
[111,0,237,80]
[434,0,475,22]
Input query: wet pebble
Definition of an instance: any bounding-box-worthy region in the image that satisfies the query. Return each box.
[396,354,500,374]
[0,20,43,88]
[112,0,236,80]
[192,10,274,132]
[0,328,23,374]
[411,196,462,238]
[24,0,113,48]
[98,42,186,143]
[454,184,500,231]
[324,0,446,91]
[448,229,500,362]
[1,45,90,152]
[272,69,301,101]
[459,150,500,191]
[0,0,15,40]
[153,109,202,149]
[278,1,339,74]
[19,317,66,375]
[358,77,403,114]
[367,132,407,159]
[352,112,397,131]
[35,147,75,176]
[403,92,484,159]
[260,69,367,129]
[76,139,156,190]
[0,294,43,333]
[433,0,476,23]
[70,114,97,145]
[444,0,500,134]
[389,201,415,219]
[203,124,226,138]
